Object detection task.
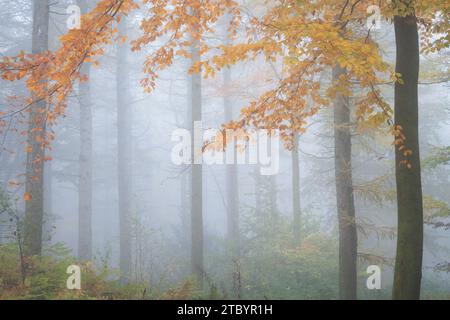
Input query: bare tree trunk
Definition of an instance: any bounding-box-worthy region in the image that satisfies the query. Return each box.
[333,66,357,300]
[78,65,92,261]
[392,11,423,300]
[190,37,203,288]
[223,16,240,296]
[117,17,132,284]
[24,0,49,256]
[180,165,190,246]
[291,132,301,243]
[77,0,93,262]
[42,160,53,244]
[254,166,262,215]
[223,17,239,258]
[180,74,191,251]
[269,175,277,218]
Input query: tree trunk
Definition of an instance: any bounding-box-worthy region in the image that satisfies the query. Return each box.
[180,73,191,252]
[392,12,423,300]
[269,175,277,218]
[117,17,132,284]
[77,0,93,262]
[254,166,262,216]
[190,37,204,288]
[78,67,92,261]
[223,18,239,258]
[42,159,53,244]
[291,132,302,243]
[180,164,190,247]
[223,17,241,295]
[333,66,357,300]
[23,0,49,256]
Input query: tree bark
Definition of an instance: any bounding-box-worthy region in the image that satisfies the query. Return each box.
[180,164,190,246]
[223,16,239,258]
[269,175,277,218]
[117,17,133,284]
[180,72,191,251]
[77,0,93,262]
[392,12,423,300]
[42,157,53,243]
[224,100,239,251]
[291,132,302,243]
[23,0,49,256]
[333,66,357,300]
[190,37,204,288]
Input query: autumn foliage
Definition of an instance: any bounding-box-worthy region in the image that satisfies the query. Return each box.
[0,0,448,187]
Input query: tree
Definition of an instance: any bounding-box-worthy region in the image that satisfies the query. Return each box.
[291,131,302,243]
[1,0,448,299]
[23,0,50,256]
[223,13,240,260]
[389,0,449,299]
[391,1,422,300]
[333,66,357,300]
[117,15,133,283]
[190,31,204,288]
[77,0,93,262]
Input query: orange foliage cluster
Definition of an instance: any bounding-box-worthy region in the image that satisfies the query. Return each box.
[131,0,240,92]
[0,0,138,130]
[0,0,448,150]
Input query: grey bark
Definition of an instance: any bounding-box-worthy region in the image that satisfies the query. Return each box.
[269,175,277,218]
[180,73,191,250]
[117,17,132,283]
[392,12,423,300]
[77,0,93,262]
[23,0,49,256]
[42,160,53,243]
[254,166,262,216]
[291,132,301,243]
[223,16,239,257]
[333,66,357,300]
[190,38,204,288]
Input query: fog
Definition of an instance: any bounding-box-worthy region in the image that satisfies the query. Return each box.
[0,0,449,300]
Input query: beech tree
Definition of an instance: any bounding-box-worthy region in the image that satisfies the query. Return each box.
[223,13,240,263]
[23,0,50,256]
[190,32,204,288]
[333,65,357,300]
[77,0,93,262]
[391,0,421,300]
[117,15,133,284]
[0,0,448,299]
[291,131,302,243]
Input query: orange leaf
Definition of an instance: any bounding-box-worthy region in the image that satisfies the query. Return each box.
[23,192,32,201]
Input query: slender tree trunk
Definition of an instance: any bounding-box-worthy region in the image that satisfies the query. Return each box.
[392,12,423,300]
[77,0,93,262]
[78,64,92,261]
[23,0,49,256]
[223,17,240,296]
[269,175,277,218]
[180,73,191,252]
[254,166,262,215]
[333,66,357,300]
[291,132,302,243]
[225,123,239,252]
[190,37,204,288]
[180,165,190,246]
[223,18,239,258]
[42,160,53,243]
[117,17,132,283]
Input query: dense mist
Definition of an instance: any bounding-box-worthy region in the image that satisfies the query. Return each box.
[0,0,449,301]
